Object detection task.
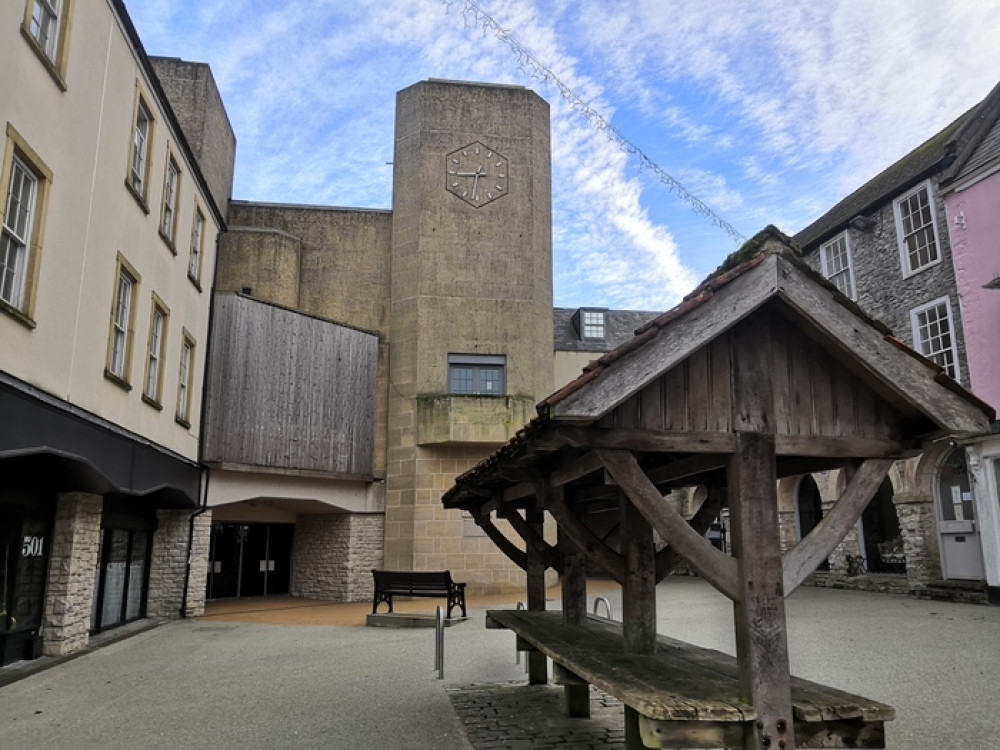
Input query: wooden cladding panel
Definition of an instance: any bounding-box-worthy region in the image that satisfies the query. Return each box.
[603,320,905,443]
[203,294,378,475]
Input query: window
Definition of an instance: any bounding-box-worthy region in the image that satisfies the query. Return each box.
[448,354,506,395]
[176,332,195,425]
[894,182,940,276]
[819,232,855,299]
[582,309,606,339]
[910,297,959,381]
[143,298,168,406]
[106,257,139,386]
[188,207,205,284]
[1,125,51,324]
[22,0,72,88]
[128,94,153,202]
[1,157,37,311]
[159,155,180,246]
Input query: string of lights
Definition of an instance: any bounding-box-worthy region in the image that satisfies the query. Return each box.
[442,0,746,244]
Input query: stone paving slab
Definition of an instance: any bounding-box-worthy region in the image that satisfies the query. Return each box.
[448,681,625,749]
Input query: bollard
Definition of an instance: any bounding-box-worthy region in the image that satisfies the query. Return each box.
[435,605,444,679]
[515,601,528,672]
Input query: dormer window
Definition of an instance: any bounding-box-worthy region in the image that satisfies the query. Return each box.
[574,308,606,341]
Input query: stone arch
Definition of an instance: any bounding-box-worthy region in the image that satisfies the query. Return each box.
[860,476,905,574]
[794,474,829,570]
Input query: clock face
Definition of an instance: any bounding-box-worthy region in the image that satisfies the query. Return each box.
[446,142,508,208]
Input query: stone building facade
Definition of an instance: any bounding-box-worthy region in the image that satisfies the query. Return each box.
[787,82,1000,601]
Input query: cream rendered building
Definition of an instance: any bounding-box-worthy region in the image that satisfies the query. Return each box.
[0,0,234,665]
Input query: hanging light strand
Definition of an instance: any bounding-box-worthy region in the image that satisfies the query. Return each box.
[442,0,745,244]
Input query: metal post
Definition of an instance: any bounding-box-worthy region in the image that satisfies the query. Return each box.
[435,605,445,679]
[515,601,528,672]
[592,596,613,620]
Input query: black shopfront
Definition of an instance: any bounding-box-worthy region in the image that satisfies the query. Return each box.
[1,374,200,667]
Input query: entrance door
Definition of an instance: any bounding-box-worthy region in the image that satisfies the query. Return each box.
[208,523,293,598]
[0,506,51,665]
[937,448,985,580]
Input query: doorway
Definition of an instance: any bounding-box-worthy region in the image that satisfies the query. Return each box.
[860,478,905,574]
[937,448,985,580]
[207,523,293,598]
[796,475,829,570]
[0,496,52,666]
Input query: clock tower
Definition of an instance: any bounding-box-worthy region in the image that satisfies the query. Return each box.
[384,80,553,590]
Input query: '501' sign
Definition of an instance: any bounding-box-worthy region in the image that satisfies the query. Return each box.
[22,536,44,557]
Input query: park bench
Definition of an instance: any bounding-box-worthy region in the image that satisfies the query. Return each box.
[487,609,893,749]
[371,569,467,618]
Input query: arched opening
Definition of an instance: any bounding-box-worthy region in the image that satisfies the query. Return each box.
[796,475,828,570]
[861,478,904,574]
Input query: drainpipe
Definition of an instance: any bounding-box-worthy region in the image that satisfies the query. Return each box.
[180,230,223,618]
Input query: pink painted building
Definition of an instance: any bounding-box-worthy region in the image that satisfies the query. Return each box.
[942,93,1000,603]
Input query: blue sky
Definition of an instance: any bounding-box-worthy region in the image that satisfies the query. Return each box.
[127,0,1000,311]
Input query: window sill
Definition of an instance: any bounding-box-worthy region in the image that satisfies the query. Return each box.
[125,179,151,214]
[20,27,68,92]
[141,393,163,411]
[104,369,132,391]
[900,256,942,279]
[0,299,37,329]
[159,229,178,255]
[175,415,191,429]
[187,273,203,293]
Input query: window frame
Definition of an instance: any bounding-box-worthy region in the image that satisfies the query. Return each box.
[188,205,205,288]
[910,296,960,382]
[818,231,856,300]
[894,180,941,278]
[175,331,195,427]
[21,0,74,91]
[159,153,180,250]
[0,124,52,327]
[105,255,140,389]
[126,89,155,209]
[142,295,169,408]
[447,353,506,396]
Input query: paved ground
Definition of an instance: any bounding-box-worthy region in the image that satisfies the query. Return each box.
[1,578,998,749]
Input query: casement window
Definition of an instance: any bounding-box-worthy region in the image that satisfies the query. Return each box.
[910,297,959,381]
[176,333,194,426]
[128,95,154,202]
[819,232,855,299]
[159,155,180,247]
[448,354,505,395]
[22,0,73,88]
[143,298,168,406]
[188,207,205,285]
[1,125,51,324]
[894,182,940,276]
[106,257,139,386]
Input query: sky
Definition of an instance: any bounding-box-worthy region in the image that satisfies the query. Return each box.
[127,0,1000,312]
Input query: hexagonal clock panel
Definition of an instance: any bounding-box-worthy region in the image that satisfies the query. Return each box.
[445,142,508,208]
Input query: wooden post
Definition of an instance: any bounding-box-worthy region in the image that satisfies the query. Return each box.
[526,503,548,685]
[729,315,796,750]
[621,490,657,750]
[558,525,589,716]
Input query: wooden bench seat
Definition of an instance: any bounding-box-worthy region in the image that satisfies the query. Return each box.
[371,569,467,618]
[487,609,893,749]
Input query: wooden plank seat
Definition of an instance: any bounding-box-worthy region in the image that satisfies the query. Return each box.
[487,609,893,749]
[371,569,467,618]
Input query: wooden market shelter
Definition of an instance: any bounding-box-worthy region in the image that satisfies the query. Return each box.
[442,229,994,750]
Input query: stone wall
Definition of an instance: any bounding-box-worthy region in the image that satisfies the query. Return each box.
[42,493,102,656]
[184,511,212,616]
[147,509,198,620]
[292,513,385,601]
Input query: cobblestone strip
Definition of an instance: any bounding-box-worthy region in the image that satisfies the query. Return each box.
[447,681,626,749]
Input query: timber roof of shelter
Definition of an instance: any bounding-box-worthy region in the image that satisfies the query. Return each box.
[793,78,1000,252]
[442,226,994,507]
